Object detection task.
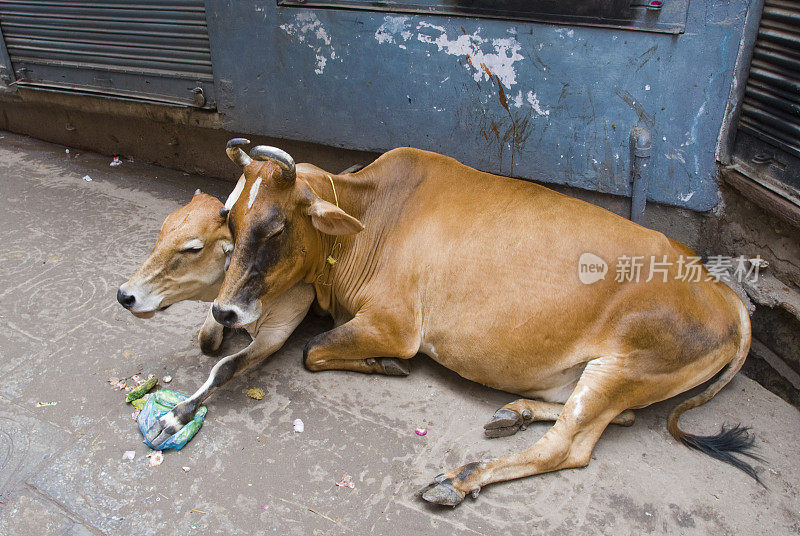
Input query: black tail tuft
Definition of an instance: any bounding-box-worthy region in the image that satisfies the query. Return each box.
[679,424,764,485]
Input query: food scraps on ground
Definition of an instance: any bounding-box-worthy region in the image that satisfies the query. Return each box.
[246,387,265,400]
[335,475,355,489]
[109,374,154,392]
[147,451,164,466]
[293,418,304,433]
[122,450,136,461]
[415,427,427,436]
[131,394,150,410]
[126,377,158,403]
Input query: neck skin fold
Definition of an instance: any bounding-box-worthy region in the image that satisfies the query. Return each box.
[301,170,373,315]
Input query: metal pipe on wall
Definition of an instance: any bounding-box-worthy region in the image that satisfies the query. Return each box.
[629,126,652,224]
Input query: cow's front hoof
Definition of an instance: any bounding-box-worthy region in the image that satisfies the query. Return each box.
[145,412,182,448]
[421,479,466,507]
[378,357,410,376]
[483,408,522,438]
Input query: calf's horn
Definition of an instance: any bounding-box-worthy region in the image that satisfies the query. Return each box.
[226,138,252,167]
[249,145,296,185]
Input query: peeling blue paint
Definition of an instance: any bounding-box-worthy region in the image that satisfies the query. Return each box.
[205,1,751,211]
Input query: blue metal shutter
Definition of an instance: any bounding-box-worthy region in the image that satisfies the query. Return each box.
[738,0,800,159]
[0,0,215,108]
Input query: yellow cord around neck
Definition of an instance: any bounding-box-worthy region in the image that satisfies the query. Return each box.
[328,173,339,208]
[316,175,341,287]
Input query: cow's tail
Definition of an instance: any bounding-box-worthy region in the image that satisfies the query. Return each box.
[666,291,763,484]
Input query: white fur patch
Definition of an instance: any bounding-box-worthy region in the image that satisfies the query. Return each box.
[161,411,181,429]
[247,177,262,210]
[224,175,246,210]
[223,241,233,271]
[418,334,439,359]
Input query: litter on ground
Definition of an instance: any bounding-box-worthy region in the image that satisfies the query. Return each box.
[122,450,136,461]
[131,395,150,410]
[182,466,191,472]
[293,418,304,433]
[110,156,122,167]
[35,401,57,407]
[163,375,172,383]
[82,175,92,181]
[147,451,164,466]
[335,475,355,489]
[246,387,265,400]
[415,427,427,436]
[138,390,207,450]
[126,376,158,403]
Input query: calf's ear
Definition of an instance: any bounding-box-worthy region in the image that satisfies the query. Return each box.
[306,199,364,235]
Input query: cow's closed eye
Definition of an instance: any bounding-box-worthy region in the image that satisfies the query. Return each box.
[179,239,204,253]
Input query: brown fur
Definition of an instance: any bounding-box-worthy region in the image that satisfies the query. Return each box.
[215,147,753,505]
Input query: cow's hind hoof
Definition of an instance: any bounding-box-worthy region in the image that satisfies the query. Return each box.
[379,357,410,376]
[483,408,522,438]
[421,479,465,507]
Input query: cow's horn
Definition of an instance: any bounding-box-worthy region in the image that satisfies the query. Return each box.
[226,138,252,167]
[249,146,296,184]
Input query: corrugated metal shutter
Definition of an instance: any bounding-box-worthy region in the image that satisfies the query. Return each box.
[738,0,800,158]
[0,0,215,108]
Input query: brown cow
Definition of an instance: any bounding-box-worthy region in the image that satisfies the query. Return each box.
[212,142,757,506]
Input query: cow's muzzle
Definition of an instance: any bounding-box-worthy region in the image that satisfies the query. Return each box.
[212,303,239,327]
[117,287,136,309]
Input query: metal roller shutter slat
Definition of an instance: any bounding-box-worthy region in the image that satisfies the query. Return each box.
[0,0,215,107]
[739,0,800,159]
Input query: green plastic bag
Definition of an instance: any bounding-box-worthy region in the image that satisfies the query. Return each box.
[137,390,206,450]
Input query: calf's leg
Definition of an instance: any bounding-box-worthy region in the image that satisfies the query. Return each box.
[198,306,225,355]
[484,399,635,438]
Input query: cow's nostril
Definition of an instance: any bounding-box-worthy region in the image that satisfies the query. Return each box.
[117,288,136,308]
[212,303,238,327]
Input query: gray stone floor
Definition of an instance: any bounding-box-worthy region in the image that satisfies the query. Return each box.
[0,131,798,535]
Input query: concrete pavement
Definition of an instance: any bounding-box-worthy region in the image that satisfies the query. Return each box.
[0,131,798,535]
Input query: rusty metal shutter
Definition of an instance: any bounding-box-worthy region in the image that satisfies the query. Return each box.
[738,0,800,159]
[0,0,215,108]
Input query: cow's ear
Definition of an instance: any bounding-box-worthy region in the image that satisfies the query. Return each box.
[307,199,364,235]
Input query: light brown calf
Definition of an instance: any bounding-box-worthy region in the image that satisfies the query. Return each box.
[117,191,314,446]
[211,143,757,506]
